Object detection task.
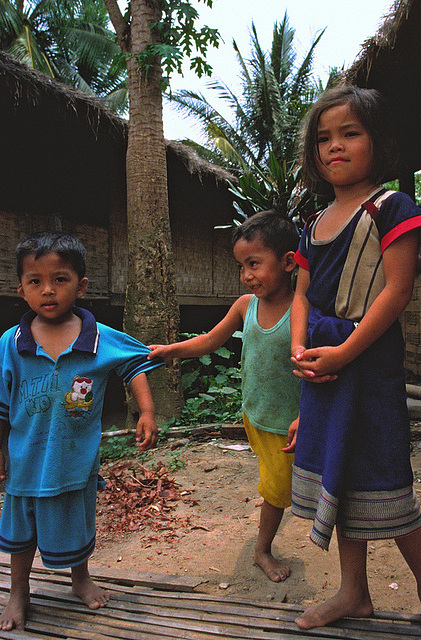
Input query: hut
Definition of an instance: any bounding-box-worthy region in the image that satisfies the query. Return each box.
[0,50,240,339]
[346,0,421,380]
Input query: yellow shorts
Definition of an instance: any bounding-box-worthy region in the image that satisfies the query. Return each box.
[243,413,294,509]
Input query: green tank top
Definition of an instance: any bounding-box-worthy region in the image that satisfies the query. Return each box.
[241,295,301,434]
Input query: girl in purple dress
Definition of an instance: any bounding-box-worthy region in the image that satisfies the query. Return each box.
[290,85,421,629]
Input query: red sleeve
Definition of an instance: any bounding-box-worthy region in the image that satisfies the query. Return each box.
[294,250,309,270]
[381,215,421,251]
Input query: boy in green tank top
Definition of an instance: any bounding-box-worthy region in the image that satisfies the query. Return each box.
[148,211,301,582]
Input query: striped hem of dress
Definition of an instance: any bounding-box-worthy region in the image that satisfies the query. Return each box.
[291,465,421,551]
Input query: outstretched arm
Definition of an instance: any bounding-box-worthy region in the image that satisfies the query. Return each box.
[293,231,419,379]
[148,295,250,361]
[128,373,158,451]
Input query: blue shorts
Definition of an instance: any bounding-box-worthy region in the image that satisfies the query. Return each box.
[0,474,104,568]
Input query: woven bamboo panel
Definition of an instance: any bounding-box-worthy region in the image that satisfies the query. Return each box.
[171,213,241,298]
[0,211,26,295]
[74,223,109,298]
[0,211,63,295]
[0,559,419,640]
[0,211,109,300]
[212,227,244,298]
[172,214,214,296]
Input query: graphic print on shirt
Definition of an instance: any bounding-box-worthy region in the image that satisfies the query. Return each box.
[19,373,59,417]
[64,376,94,416]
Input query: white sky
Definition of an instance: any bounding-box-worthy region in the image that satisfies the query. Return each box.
[161,0,394,142]
[117,0,394,142]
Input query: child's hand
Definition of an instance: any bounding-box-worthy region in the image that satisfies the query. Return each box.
[0,450,6,482]
[282,417,299,453]
[291,345,339,383]
[291,345,306,362]
[136,412,158,451]
[291,345,318,380]
[147,344,174,362]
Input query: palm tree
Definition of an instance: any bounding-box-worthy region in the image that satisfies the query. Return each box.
[103,0,220,421]
[168,13,340,221]
[0,0,128,113]
[169,14,323,172]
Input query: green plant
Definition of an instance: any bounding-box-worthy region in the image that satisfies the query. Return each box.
[182,334,242,424]
[100,426,139,462]
[383,173,421,206]
[0,0,129,113]
[227,154,324,228]
[168,15,342,227]
[168,15,324,174]
[136,0,220,91]
[165,449,186,470]
[160,332,243,430]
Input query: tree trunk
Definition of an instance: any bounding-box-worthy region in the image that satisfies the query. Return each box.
[122,0,182,423]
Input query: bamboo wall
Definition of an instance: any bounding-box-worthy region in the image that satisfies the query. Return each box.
[0,191,242,315]
[0,211,109,299]
[167,150,243,306]
[0,207,418,379]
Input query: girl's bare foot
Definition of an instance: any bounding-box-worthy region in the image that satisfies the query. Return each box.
[72,575,109,609]
[254,549,290,582]
[0,590,30,630]
[295,588,373,629]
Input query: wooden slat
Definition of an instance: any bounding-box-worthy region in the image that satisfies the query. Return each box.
[0,555,203,592]
[0,631,64,640]
[0,562,418,639]
[1,588,419,640]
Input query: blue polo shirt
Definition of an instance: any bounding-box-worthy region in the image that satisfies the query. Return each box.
[0,308,163,497]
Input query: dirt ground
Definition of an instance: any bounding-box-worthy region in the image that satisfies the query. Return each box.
[90,425,421,616]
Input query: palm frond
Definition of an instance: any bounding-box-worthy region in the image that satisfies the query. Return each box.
[102,85,129,115]
[168,88,260,167]
[9,26,54,75]
[289,29,325,99]
[178,139,235,168]
[206,122,251,171]
[168,10,325,223]
[0,0,128,113]
[0,0,22,41]
[66,26,121,64]
[270,13,295,88]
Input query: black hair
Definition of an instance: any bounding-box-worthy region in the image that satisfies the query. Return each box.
[16,232,86,280]
[232,210,299,258]
[300,84,399,198]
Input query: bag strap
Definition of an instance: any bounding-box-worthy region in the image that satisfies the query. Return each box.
[362,189,394,221]
[362,200,379,220]
[303,211,321,252]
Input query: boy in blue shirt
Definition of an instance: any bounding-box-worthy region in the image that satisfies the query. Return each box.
[149,211,301,584]
[0,232,163,631]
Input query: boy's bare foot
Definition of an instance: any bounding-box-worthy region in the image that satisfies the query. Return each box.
[0,591,30,630]
[295,589,373,629]
[72,575,109,609]
[254,549,291,582]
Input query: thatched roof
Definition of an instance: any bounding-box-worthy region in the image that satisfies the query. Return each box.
[0,49,126,137]
[346,0,421,174]
[0,50,233,222]
[165,139,234,186]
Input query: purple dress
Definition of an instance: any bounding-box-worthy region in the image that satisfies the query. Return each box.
[292,188,421,550]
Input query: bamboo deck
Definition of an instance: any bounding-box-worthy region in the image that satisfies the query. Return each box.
[0,560,419,640]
